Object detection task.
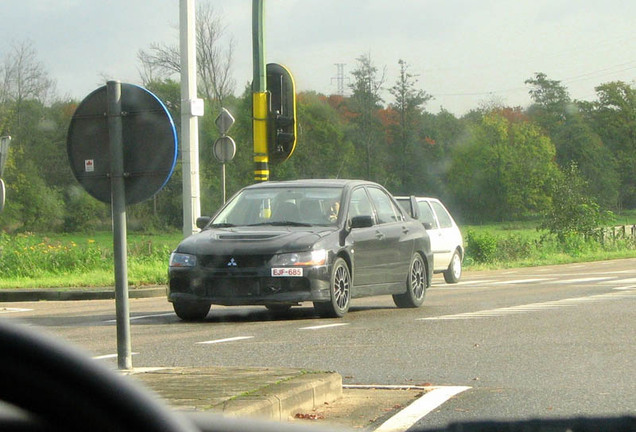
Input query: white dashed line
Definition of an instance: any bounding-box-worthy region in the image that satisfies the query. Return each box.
[602,278,636,284]
[432,280,498,289]
[196,336,254,345]
[104,312,175,323]
[552,277,616,284]
[93,352,139,360]
[493,278,554,285]
[614,285,636,290]
[0,307,33,314]
[373,386,471,432]
[299,323,350,330]
[419,290,636,321]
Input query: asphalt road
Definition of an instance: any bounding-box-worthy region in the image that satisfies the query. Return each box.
[2,258,635,430]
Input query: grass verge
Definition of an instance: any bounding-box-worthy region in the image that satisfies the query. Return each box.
[0,222,635,289]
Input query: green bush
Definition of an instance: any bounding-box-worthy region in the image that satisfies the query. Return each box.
[496,234,535,261]
[465,230,498,263]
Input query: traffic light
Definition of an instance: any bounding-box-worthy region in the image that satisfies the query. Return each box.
[266,63,297,164]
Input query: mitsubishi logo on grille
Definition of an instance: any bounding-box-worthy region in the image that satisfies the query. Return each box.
[227,258,238,267]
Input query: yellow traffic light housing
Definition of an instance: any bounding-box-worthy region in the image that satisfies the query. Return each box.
[266,63,297,164]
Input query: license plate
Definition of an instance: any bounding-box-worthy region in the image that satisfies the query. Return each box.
[271,267,303,277]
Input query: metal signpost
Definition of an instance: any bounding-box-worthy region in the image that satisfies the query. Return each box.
[67,82,177,370]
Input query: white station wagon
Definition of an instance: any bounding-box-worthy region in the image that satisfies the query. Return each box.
[395,196,464,283]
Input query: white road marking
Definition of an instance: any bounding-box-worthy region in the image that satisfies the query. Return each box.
[457,279,498,285]
[602,278,636,284]
[0,307,33,314]
[93,352,139,360]
[551,270,633,277]
[104,312,175,323]
[373,386,471,432]
[614,285,636,290]
[432,280,498,289]
[124,367,170,374]
[419,290,636,321]
[196,336,254,345]
[299,323,350,331]
[552,277,616,284]
[493,278,554,285]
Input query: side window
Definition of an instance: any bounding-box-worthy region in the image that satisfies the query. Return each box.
[367,188,401,224]
[348,188,374,220]
[430,201,453,229]
[417,201,437,228]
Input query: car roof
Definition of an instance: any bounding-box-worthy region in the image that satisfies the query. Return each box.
[244,179,377,190]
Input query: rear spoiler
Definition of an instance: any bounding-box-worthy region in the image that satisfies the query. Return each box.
[405,195,419,219]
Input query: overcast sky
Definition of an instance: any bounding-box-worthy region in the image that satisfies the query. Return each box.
[2,0,635,115]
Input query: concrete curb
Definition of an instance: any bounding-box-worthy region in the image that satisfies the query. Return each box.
[221,372,343,421]
[0,286,165,302]
[128,367,343,422]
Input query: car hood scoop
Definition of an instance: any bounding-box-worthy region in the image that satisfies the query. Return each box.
[216,233,279,240]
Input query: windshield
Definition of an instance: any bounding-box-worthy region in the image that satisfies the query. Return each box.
[212,186,343,227]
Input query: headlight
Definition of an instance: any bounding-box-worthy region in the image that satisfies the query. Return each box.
[169,252,197,268]
[271,249,327,266]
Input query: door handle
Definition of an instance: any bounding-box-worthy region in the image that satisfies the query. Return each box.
[402,226,409,234]
[375,231,385,240]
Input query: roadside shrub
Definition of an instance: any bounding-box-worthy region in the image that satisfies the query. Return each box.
[540,163,614,243]
[63,187,109,232]
[465,230,497,263]
[496,234,535,261]
[0,232,106,278]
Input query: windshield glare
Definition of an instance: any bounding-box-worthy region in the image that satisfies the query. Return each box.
[213,186,343,226]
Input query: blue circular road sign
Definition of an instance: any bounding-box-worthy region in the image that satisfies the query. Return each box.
[67,84,178,205]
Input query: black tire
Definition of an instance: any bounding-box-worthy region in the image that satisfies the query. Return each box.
[393,253,427,308]
[443,250,462,284]
[172,301,211,321]
[314,257,351,318]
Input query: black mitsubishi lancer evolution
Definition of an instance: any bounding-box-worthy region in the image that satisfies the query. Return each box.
[168,179,432,320]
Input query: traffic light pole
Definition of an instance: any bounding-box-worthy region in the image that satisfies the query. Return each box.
[252,0,269,182]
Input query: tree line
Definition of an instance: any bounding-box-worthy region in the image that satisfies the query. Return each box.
[1,35,635,238]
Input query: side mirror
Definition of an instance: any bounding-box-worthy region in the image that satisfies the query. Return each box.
[350,215,374,229]
[196,217,212,230]
[423,222,433,230]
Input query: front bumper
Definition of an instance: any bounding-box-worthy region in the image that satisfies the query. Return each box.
[168,265,332,306]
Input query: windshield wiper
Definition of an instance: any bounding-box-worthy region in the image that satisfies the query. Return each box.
[248,221,313,227]
[209,223,236,228]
